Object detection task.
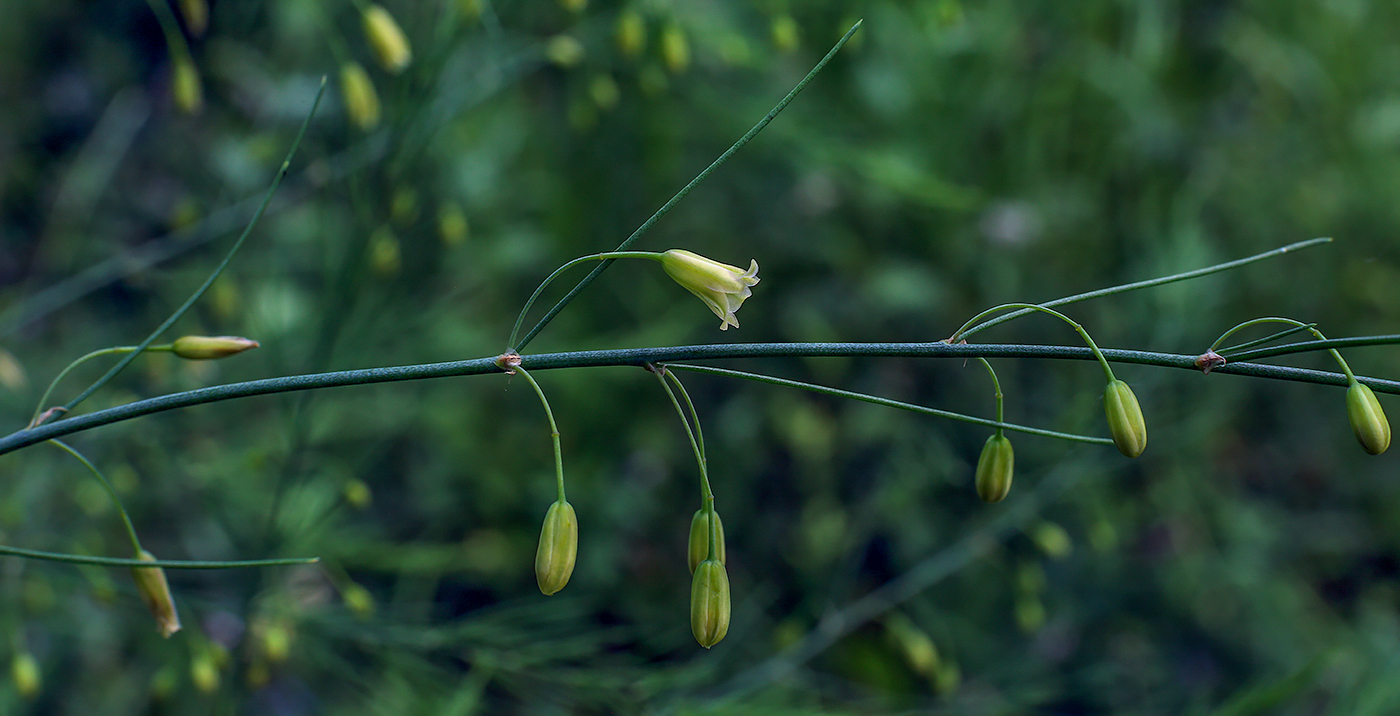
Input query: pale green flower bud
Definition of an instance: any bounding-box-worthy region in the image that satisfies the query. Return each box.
[659,249,760,331]
[340,62,381,130]
[172,57,202,115]
[974,434,1014,503]
[131,550,182,638]
[661,24,690,74]
[690,558,731,648]
[1104,379,1147,458]
[178,0,208,37]
[535,500,578,595]
[171,335,260,360]
[11,652,39,699]
[687,509,726,574]
[1347,382,1391,455]
[615,11,645,58]
[362,4,412,74]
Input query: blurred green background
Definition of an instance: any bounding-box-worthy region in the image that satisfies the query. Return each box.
[3,0,1400,713]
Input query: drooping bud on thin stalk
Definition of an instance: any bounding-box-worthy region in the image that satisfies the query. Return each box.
[975,434,1015,502]
[688,508,726,573]
[362,4,412,73]
[340,62,381,130]
[653,366,726,570]
[1326,346,1391,456]
[171,56,203,115]
[11,651,40,698]
[1103,379,1147,458]
[535,499,578,595]
[1347,382,1391,455]
[1211,318,1390,456]
[972,358,1014,502]
[132,550,182,637]
[690,557,731,648]
[950,303,1146,457]
[512,366,578,593]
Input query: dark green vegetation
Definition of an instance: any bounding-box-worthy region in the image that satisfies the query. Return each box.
[3,0,1400,713]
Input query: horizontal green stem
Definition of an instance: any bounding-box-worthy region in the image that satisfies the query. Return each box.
[3,341,1395,457]
[665,364,1111,445]
[0,544,317,569]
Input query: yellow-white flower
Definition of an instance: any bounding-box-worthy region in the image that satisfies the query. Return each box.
[660,249,759,330]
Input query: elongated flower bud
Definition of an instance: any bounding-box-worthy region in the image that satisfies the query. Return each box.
[1104,379,1147,458]
[687,509,726,573]
[178,0,208,36]
[362,4,412,74]
[171,335,259,359]
[661,24,690,74]
[1347,382,1391,455]
[340,62,381,130]
[172,57,203,115]
[132,550,182,638]
[974,434,1014,503]
[616,10,645,58]
[11,652,39,699]
[690,559,731,648]
[535,500,578,595]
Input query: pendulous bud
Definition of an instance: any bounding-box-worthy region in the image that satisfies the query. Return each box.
[11,652,39,699]
[535,500,578,595]
[687,509,726,574]
[362,4,412,74]
[1347,382,1391,455]
[1104,379,1147,458]
[171,335,260,360]
[690,558,731,648]
[340,62,381,130]
[974,434,1014,503]
[131,550,182,638]
[171,57,203,115]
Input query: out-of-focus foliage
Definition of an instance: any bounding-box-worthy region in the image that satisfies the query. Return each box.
[2,0,1400,713]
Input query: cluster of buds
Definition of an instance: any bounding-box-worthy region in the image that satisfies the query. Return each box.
[688,509,730,648]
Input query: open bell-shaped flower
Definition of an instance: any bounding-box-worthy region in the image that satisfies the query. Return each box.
[659,249,759,330]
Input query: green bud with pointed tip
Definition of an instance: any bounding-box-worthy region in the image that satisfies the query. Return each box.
[534,500,578,595]
[1104,379,1147,458]
[1347,382,1391,455]
[687,509,726,573]
[974,434,1014,503]
[690,558,731,648]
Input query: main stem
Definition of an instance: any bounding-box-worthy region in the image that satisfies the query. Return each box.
[4,341,1399,457]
